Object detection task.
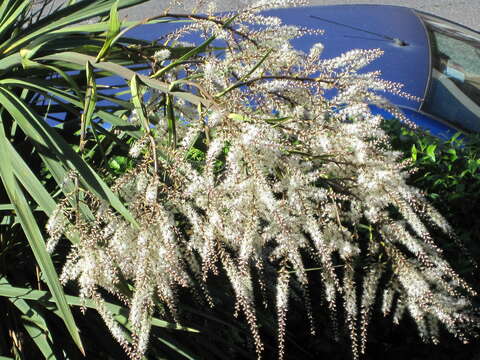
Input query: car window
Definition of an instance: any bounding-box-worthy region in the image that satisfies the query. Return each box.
[420,13,480,132]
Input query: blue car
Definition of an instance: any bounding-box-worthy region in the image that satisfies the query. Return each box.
[265,5,480,139]
[128,5,480,138]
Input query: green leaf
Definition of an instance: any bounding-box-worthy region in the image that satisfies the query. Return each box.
[411,144,417,162]
[447,148,458,162]
[38,52,211,107]
[38,151,95,227]
[426,144,436,162]
[51,18,181,35]
[109,158,121,171]
[0,52,21,71]
[0,86,139,230]
[130,74,150,133]
[7,141,56,214]
[0,282,198,333]
[0,0,30,40]
[0,204,14,211]
[21,320,56,360]
[228,113,245,121]
[0,117,84,355]
[166,94,177,147]
[95,0,121,62]
[156,336,198,360]
[0,0,149,55]
[4,138,83,244]
[0,278,56,359]
[80,61,98,153]
[450,131,462,143]
[0,77,138,135]
[467,159,479,173]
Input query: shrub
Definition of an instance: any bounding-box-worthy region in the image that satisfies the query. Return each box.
[384,120,480,274]
[41,2,480,360]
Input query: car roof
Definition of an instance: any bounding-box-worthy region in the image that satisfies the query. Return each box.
[128,5,430,110]
[263,5,430,110]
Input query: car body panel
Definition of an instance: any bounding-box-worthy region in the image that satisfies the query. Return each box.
[263,5,430,110]
[370,105,458,140]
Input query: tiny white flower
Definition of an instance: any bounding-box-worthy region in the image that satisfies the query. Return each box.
[145,180,158,204]
[153,49,171,62]
[207,110,224,127]
[309,42,324,59]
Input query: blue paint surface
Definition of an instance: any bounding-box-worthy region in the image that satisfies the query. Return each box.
[263,5,431,110]
[126,5,469,137]
[370,105,457,140]
[127,5,431,106]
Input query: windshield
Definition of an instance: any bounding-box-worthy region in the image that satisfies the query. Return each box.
[420,13,480,132]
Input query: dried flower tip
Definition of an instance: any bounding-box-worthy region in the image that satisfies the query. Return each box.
[309,42,324,59]
[145,179,158,204]
[207,110,224,127]
[153,49,171,62]
[129,138,147,158]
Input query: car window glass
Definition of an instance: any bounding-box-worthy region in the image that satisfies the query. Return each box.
[420,14,480,132]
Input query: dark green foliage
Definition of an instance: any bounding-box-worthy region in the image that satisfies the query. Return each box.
[384,119,480,273]
[0,1,201,358]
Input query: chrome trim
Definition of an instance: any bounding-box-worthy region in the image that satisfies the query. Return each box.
[414,9,480,36]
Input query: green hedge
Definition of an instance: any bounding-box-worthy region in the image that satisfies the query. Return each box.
[383,120,480,275]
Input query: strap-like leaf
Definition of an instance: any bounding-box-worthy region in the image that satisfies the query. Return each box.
[0,0,30,40]
[7,141,56,214]
[0,86,140,229]
[0,0,149,55]
[0,52,21,71]
[130,74,150,133]
[0,277,56,359]
[80,61,97,152]
[0,117,84,355]
[95,0,121,62]
[0,78,138,134]
[5,140,81,244]
[0,282,198,333]
[39,52,211,107]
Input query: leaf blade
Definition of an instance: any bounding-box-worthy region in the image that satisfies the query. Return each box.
[0,87,139,229]
[0,282,198,333]
[0,116,84,355]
